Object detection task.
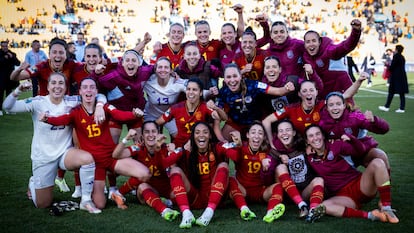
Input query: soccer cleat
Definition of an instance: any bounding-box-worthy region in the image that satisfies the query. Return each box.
[111,191,128,210]
[240,208,257,221]
[370,209,387,222]
[130,189,137,196]
[55,178,70,192]
[196,208,214,227]
[262,203,285,223]
[71,186,82,198]
[80,200,102,214]
[162,208,180,222]
[395,109,405,113]
[382,208,399,223]
[299,205,309,219]
[306,204,326,223]
[179,214,195,229]
[378,106,389,112]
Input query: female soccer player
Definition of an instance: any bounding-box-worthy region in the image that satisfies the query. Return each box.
[226,121,285,223]
[302,19,362,100]
[40,78,151,211]
[3,73,105,213]
[156,78,227,147]
[216,63,294,141]
[304,124,399,224]
[320,91,391,171]
[164,122,230,228]
[111,121,180,221]
[269,120,324,221]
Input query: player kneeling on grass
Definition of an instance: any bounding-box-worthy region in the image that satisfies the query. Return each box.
[226,121,286,223]
[111,121,180,221]
[304,124,399,224]
[2,73,104,213]
[39,78,152,211]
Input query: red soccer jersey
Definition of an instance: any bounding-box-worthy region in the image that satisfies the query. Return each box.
[46,104,137,162]
[196,39,222,62]
[156,43,184,70]
[29,60,81,96]
[233,49,267,81]
[227,142,268,189]
[274,101,325,135]
[161,101,214,147]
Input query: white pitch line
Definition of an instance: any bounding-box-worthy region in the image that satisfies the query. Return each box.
[359,88,414,99]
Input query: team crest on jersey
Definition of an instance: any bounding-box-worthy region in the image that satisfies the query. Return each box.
[316,59,324,68]
[208,46,214,52]
[253,61,262,68]
[195,112,202,120]
[344,127,353,135]
[287,50,294,59]
[209,152,215,161]
[312,112,320,121]
[327,151,334,160]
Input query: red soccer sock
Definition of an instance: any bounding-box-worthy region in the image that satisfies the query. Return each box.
[142,188,166,214]
[279,173,303,205]
[73,169,81,186]
[207,166,229,210]
[267,182,283,211]
[378,184,392,207]
[342,207,368,219]
[119,177,141,196]
[170,173,190,212]
[229,177,247,210]
[57,168,65,179]
[309,184,324,209]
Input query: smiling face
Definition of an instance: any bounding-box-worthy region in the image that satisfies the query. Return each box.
[183,45,201,69]
[47,73,67,100]
[271,24,288,44]
[79,79,98,104]
[277,121,296,148]
[122,52,141,76]
[195,23,211,46]
[142,122,159,148]
[155,58,172,81]
[185,81,202,105]
[298,81,318,110]
[84,47,102,72]
[221,24,236,46]
[169,24,185,46]
[49,43,67,71]
[263,58,281,83]
[305,126,325,152]
[223,66,242,92]
[247,123,265,151]
[304,32,321,56]
[241,33,256,56]
[193,123,211,152]
[326,95,346,120]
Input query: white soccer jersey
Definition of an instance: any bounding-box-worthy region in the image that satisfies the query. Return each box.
[3,94,79,166]
[143,75,186,120]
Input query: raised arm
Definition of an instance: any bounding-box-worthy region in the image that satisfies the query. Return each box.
[10,62,31,81]
[113,129,137,159]
[343,72,368,99]
[262,113,278,149]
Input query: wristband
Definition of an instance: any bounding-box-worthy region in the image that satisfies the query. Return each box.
[121,138,129,144]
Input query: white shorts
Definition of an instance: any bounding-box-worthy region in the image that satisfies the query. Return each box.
[31,150,69,189]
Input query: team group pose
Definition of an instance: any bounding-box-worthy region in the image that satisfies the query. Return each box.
[2,6,400,228]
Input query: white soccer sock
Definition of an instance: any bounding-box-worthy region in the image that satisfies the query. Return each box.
[79,163,95,203]
[28,176,37,207]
